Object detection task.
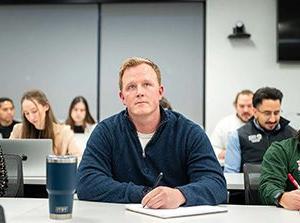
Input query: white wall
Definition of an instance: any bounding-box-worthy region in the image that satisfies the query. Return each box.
[206,0,300,135]
[0,3,204,126]
[100,3,204,125]
[0,5,98,122]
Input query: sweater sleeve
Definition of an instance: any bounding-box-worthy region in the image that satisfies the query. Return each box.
[176,126,227,206]
[259,141,289,205]
[76,123,144,203]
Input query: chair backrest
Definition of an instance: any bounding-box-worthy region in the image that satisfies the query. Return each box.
[243,163,262,205]
[3,154,24,197]
[0,205,5,223]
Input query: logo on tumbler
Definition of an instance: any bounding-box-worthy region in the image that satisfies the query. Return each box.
[55,206,69,213]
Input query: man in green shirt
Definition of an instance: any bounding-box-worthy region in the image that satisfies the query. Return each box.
[259,130,300,210]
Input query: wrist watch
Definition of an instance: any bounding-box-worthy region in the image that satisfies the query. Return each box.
[274,191,284,207]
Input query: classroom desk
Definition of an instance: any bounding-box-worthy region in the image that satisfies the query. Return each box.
[24,173,245,190]
[24,177,46,185]
[1,198,298,223]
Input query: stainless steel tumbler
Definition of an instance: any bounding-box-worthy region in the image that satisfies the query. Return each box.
[46,155,77,220]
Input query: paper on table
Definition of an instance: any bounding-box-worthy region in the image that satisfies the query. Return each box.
[125,204,227,219]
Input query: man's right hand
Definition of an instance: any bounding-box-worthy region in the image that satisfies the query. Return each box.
[279,190,300,210]
[141,186,186,209]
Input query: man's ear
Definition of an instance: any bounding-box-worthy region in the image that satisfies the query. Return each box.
[253,107,258,119]
[119,91,126,105]
[159,85,164,100]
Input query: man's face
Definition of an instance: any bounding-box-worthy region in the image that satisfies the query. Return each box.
[0,101,15,125]
[253,99,281,131]
[119,63,164,118]
[235,94,254,122]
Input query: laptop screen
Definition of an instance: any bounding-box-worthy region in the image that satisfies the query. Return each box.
[0,139,52,177]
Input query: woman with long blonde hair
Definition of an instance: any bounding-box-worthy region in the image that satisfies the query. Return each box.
[10,90,81,157]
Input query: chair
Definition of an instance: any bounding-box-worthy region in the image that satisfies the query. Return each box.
[0,205,5,223]
[3,154,24,197]
[243,163,262,205]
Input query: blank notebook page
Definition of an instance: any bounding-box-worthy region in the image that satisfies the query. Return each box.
[125,204,227,219]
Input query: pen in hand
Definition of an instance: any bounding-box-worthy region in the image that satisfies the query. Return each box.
[152,172,164,189]
[287,173,300,189]
[143,172,164,208]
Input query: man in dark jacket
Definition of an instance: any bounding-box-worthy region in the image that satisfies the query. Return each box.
[224,87,297,173]
[77,57,227,208]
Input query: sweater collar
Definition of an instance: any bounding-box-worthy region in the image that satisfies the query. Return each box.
[123,106,168,131]
[252,116,290,134]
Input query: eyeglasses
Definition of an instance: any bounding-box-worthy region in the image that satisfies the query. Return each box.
[256,109,281,118]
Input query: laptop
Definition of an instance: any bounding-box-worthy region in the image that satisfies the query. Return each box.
[0,139,53,177]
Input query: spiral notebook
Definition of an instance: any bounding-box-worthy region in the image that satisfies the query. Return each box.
[125,204,227,219]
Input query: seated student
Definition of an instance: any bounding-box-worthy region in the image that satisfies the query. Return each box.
[65,96,96,151]
[0,97,19,138]
[225,87,297,173]
[259,131,300,210]
[10,89,81,157]
[210,90,253,165]
[76,57,226,208]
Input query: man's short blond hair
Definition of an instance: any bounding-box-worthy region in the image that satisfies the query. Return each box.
[119,57,162,90]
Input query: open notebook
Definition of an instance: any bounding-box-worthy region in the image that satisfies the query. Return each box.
[125,204,227,219]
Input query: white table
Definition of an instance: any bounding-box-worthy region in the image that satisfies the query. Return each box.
[24,176,46,185]
[0,198,298,223]
[24,173,245,190]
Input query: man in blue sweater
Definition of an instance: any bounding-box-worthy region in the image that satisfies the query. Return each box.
[76,57,227,208]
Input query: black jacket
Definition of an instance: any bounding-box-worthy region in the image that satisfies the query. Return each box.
[238,117,297,172]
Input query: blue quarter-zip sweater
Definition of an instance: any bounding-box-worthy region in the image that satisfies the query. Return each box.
[76,109,227,206]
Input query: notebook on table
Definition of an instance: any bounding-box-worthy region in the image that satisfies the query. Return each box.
[125,204,227,219]
[0,139,53,177]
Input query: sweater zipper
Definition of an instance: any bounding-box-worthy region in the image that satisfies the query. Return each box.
[142,150,146,158]
[140,118,167,159]
[142,143,150,158]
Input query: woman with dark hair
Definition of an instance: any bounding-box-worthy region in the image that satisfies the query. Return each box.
[65,96,95,134]
[9,90,81,157]
[65,96,96,151]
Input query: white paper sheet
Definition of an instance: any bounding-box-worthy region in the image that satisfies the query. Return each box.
[125,204,228,219]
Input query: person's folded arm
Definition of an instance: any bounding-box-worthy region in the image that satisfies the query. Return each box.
[76,124,144,203]
[176,126,227,206]
[259,140,299,209]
